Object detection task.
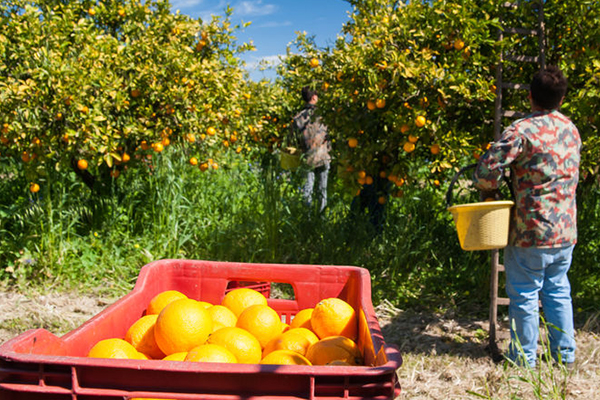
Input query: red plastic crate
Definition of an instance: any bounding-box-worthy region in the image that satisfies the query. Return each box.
[0,260,402,399]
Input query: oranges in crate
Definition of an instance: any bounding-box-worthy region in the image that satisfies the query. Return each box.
[87,288,365,367]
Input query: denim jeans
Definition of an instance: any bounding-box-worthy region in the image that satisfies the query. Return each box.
[504,245,576,367]
[302,163,329,212]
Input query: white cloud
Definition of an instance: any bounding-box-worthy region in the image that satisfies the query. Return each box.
[256,20,292,28]
[234,0,277,17]
[245,54,283,70]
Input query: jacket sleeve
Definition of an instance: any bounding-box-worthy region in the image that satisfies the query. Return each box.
[473,124,523,191]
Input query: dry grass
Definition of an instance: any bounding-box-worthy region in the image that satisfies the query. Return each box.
[376,300,600,399]
[1,290,598,400]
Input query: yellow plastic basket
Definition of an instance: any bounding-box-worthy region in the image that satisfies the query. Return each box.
[280,148,301,171]
[447,200,514,251]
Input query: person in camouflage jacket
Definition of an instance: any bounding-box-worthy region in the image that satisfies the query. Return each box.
[293,86,331,212]
[474,66,580,368]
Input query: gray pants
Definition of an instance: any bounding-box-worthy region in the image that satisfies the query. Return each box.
[302,163,329,212]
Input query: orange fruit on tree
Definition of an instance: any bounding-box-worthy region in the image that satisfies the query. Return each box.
[375,99,386,109]
[147,290,188,315]
[348,138,358,148]
[415,115,426,128]
[378,196,387,205]
[30,183,40,193]
[309,58,320,68]
[403,142,416,153]
[305,336,362,366]
[311,298,357,340]
[207,305,238,332]
[408,134,419,143]
[110,170,120,178]
[236,304,282,348]
[153,142,164,152]
[400,124,410,134]
[125,314,165,359]
[290,308,313,330]
[263,328,318,357]
[77,159,88,170]
[207,326,262,364]
[260,350,312,366]
[88,338,146,360]
[154,299,213,355]
[221,288,268,317]
[454,39,465,51]
[184,344,237,363]
[366,100,377,111]
[206,126,216,136]
[430,144,440,155]
[162,352,188,361]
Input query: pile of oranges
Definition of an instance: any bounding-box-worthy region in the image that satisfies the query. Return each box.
[87,288,364,367]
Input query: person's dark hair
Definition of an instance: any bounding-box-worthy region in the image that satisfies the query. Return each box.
[530,65,568,110]
[301,86,317,103]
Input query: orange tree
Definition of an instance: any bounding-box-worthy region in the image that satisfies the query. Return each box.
[0,0,263,193]
[276,0,600,197]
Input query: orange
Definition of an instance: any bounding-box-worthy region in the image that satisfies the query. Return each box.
[236,304,282,348]
[305,336,362,366]
[162,352,188,361]
[206,126,216,136]
[366,100,376,111]
[30,183,40,193]
[154,299,213,355]
[207,305,238,332]
[197,301,213,309]
[207,326,262,364]
[88,338,146,360]
[184,344,237,363]
[263,328,318,357]
[311,298,357,340]
[221,288,268,317]
[375,99,386,109]
[290,308,313,330]
[454,39,465,51]
[400,124,410,134]
[147,290,188,315]
[403,142,416,153]
[408,134,419,143]
[260,350,312,366]
[125,314,165,359]
[415,115,426,128]
[309,58,320,68]
[77,159,88,170]
[153,142,164,152]
[189,157,198,166]
[348,138,358,148]
[430,144,440,155]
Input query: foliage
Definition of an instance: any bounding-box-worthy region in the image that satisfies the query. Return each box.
[276,0,600,196]
[0,0,262,192]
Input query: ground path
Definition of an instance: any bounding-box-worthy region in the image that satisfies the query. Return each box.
[1,290,598,399]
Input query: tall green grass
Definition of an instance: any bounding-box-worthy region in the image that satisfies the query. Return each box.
[0,149,598,313]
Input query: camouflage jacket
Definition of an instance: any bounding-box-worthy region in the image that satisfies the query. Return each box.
[292,105,331,168]
[473,110,581,248]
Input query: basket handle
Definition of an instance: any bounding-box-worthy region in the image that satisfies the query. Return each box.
[445,163,478,208]
[446,163,515,208]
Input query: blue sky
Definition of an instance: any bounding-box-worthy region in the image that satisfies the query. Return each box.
[169,0,353,81]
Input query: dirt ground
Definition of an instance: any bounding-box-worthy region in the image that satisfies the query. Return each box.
[1,289,598,399]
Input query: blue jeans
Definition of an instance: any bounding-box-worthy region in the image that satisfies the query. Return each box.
[302,163,329,212]
[504,245,576,367]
